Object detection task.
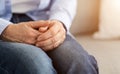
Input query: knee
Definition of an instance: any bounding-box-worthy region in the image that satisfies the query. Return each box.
[0,42,56,74]
[69,54,98,74]
[52,34,98,74]
[13,43,56,74]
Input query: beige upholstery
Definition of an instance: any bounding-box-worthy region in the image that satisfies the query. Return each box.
[70,0,100,34]
[70,0,120,74]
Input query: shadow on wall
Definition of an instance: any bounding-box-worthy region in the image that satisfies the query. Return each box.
[70,0,100,35]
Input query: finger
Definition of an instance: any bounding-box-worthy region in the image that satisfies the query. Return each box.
[37,23,60,41]
[36,29,66,51]
[36,28,66,48]
[42,38,63,51]
[36,28,63,47]
[38,20,50,32]
[39,26,48,33]
[28,20,49,29]
[24,28,40,44]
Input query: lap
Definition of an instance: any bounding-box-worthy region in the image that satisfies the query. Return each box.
[0,34,98,74]
[0,41,50,61]
[0,41,55,74]
[47,34,98,74]
[47,34,89,60]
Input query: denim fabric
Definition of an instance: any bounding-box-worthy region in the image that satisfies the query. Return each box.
[47,34,99,74]
[0,14,99,74]
[0,35,99,74]
[0,42,57,74]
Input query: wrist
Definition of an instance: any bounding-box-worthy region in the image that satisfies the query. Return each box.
[0,24,15,40]
[50,19,67,32]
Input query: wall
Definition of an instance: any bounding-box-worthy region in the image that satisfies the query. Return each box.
[70,0,100,35]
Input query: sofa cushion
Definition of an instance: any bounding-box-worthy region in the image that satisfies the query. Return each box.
[70,0,99,34]
[93,0,120,39]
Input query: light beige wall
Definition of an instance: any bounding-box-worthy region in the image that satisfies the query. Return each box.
[70,0,100,35]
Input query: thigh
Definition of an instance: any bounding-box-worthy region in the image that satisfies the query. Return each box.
[0,41,56,74]
[47,34,98,74]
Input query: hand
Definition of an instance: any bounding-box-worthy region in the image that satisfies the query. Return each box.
[36,20,66,51]
[1,21,48,44]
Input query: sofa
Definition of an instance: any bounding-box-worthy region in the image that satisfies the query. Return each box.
[70,0,120,74]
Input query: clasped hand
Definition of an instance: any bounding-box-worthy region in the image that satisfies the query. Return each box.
[1,20,66,51]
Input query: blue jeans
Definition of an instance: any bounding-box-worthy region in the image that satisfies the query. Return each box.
[0,42,56,74]
[0,14,98,74]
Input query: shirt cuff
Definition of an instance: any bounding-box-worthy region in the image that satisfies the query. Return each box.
[49,11,72,32]
[0,18,12,35]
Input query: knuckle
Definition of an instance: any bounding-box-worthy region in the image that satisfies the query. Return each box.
[51,37,56,43]
[50,29,55,36]
[54,42,59,48]
[53,36,57,42]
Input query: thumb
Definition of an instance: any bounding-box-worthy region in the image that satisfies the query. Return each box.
[39,26,48,32]
[29,20,49,29]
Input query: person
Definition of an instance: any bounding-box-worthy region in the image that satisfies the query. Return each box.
[0,0,98,74]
